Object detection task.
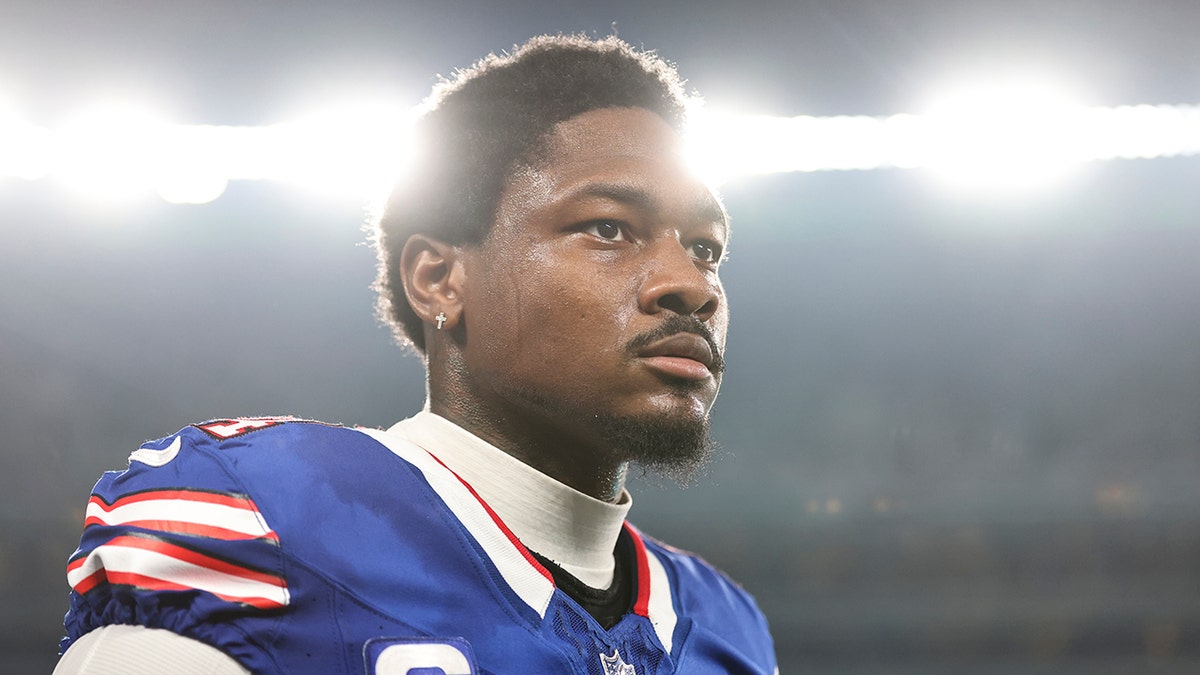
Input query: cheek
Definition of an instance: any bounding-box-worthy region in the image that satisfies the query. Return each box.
[465,234,643,372]
[536,277,626,353]
[468,260,585,357]
[713,300,731,351]
[514,272,638,370]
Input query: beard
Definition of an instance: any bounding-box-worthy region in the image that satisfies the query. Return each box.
[591,408,717,487]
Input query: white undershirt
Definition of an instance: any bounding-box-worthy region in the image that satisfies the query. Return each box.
[56,413,633,673]
[386,410,632,589]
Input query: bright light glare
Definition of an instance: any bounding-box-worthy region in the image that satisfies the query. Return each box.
[154,123,230,204]
[686,110,889,184]
[31,98,418,204]
[914,82,1089,190]
[7,89,1200,205]
[0,97,52,180]
[1082,104,1200,160]
[686,95,1200,193]
[270,100,418,200]
[56,104,170,201]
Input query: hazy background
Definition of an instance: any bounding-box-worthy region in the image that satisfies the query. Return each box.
[3,1,1198,672]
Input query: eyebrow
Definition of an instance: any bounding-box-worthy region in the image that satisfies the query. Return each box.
[570,182,729,233]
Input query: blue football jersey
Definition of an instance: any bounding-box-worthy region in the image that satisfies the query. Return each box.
[62,418,777,674]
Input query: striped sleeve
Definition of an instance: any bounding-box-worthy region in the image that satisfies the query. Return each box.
[61,428,288,666]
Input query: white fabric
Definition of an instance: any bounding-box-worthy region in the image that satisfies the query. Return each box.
[386,411,631,589]
[53,625,248,674]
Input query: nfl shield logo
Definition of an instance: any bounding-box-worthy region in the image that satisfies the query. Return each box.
[599,649,637,675]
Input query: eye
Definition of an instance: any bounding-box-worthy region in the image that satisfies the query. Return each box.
[582,220,628,242]
[689,240,723,265]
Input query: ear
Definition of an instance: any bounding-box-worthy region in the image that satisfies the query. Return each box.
[398,234,466,333]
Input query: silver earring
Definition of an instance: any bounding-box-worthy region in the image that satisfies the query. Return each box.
[435,312,447,330]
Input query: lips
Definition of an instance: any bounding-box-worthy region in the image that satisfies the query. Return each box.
[636,333,717,381]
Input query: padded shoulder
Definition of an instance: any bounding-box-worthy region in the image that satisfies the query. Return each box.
[62,417,364,670]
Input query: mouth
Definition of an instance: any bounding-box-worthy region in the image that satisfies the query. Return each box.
[636,333,718,382]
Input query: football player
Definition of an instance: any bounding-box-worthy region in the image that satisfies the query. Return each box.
[57,35,777,674]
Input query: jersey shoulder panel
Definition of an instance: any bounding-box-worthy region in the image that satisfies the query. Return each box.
[638,532,778,674]
[62,418,355,671]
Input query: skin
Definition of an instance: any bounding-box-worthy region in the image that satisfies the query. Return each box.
[404,107,729,502]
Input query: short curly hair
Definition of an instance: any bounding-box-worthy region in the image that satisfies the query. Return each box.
[372,34,692,354]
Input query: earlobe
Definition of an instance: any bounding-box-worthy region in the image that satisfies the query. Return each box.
[398,234,465,332]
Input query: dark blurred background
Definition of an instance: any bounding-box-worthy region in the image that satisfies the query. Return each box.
[3,1,1198,672]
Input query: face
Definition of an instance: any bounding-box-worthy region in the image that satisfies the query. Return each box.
[456,107,729,466]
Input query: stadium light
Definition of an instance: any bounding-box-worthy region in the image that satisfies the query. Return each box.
[268,100,418,201]
[0,95,52,181]
[154,123,231,204]
[685,91,1200,194]
[55,103,171,202]
[5,88,1200,205]
[685,110,891,183]
[1084,104,1200,160]
[910,81,1090,190]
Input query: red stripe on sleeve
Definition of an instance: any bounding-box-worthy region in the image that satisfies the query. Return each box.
[105,534,286,588]
[101,570,286,610]
[82,516,279,542]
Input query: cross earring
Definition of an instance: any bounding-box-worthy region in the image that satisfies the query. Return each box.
[435,312,447,330]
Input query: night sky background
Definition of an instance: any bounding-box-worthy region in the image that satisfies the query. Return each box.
[3,1,1199,672]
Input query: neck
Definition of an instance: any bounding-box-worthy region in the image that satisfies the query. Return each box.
[427,358,628,502]
[429,397,629,502]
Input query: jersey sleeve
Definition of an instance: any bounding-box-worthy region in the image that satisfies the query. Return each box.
[61,426,289,670]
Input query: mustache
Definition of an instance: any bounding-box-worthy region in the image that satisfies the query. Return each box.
[627,314,726,375]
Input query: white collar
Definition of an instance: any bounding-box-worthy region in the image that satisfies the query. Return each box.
[385,411,631,588]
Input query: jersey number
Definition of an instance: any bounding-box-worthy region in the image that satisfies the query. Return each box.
[365,637,478,675]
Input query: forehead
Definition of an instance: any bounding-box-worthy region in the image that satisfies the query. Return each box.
[513,107,727,230]
[538,106,684,163]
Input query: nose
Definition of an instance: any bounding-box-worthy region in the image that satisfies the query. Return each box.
[637,237,723,322]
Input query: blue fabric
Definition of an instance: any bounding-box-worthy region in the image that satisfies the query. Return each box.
[62,419,776,674]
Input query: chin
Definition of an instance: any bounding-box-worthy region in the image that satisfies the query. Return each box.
[593,409,716,487]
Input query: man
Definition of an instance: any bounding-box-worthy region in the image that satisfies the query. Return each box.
[57,35,777,674]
